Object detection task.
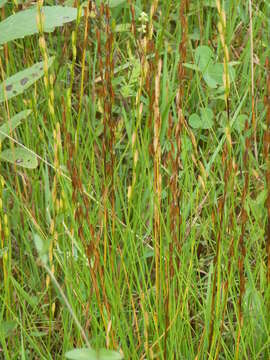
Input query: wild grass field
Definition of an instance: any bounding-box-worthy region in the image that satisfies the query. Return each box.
[0,0,269,359]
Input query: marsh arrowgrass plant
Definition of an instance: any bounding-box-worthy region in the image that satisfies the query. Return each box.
[0,0,270,359]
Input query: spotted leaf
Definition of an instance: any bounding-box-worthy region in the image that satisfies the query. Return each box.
[0,57,54,103]
[0,147,38,169]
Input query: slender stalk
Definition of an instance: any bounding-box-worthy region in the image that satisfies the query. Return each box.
[43,263,91,348]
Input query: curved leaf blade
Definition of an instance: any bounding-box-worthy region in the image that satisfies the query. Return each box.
[0,109,32,142]
[65,348,97,360]
[0,57,54,103]
[0,6,78,45]
[0,147,38,169]
[65,348,123,360]
[96,349,123,359]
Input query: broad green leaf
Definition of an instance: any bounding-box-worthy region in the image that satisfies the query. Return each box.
[0,321,18,339]
[233,114,248,133]
[96,0,127,7]
[189,108,214,129]
[0,147,38,169]
[191,47,237,89]
[203,63,223,88]
[0,57,54,103]
[65,348,123,360]
[189,113,202,129]
[200,108,214,129]
[204,63,235,89]
[33,233,49,265]
[183,63,200,71]
[0,110,32,142]
[107,0,127,7]
[0,6,78,45]
[195,45,214,72]
[0,0,7,9]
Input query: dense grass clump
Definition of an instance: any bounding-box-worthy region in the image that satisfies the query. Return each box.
[0,1,270,359]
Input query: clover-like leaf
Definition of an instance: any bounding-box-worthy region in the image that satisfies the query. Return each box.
[200,108,214,129]
[189,113,202,129]
[195,46,214,72]
[189,107,214,130]
[203,63,224,89]
[193,46,237,90]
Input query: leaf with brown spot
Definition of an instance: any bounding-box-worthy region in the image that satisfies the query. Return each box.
[20,77,29,86]
[0,57,54,103]
[0,147,38,169]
